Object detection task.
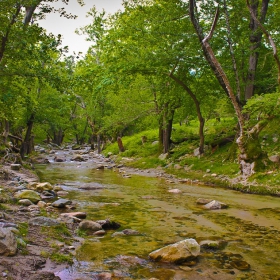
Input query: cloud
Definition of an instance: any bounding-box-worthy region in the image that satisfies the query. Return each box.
[38,0,123,54]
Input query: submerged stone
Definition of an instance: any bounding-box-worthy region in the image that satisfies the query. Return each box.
[230,260,250,271]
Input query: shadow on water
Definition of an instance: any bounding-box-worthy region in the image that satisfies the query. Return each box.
[36,162,280,280]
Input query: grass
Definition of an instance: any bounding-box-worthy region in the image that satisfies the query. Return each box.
[102,117,280,195]
[41,224,72,243]
[40,251,73,264]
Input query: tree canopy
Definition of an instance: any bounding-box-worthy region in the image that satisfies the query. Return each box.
[1,0,280,176]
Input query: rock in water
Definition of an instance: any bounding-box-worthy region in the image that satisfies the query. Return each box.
[203,200,228,210]
[51,198,72,208]
[78,220,102,232]
[149,238,200,264]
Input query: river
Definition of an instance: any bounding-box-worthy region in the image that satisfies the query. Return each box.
[36,149,280,280]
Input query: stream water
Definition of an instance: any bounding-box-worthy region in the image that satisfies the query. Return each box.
[36,150,280,280]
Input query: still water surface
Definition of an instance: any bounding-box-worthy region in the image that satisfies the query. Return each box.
[36,159,280,280]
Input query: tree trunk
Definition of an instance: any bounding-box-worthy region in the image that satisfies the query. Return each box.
[53,129,64,146]
[97,134,101,154]
[117,137,125,152]
[244,0,269,101]
[168,73,205,154]
[189,0,266,176]
[2,120,10,145]
[20,114,35,158]
[162,110,174,154]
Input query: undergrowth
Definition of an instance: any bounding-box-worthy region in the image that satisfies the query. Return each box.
[103,118,280,194]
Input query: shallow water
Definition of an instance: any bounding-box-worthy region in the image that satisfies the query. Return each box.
[36,158,280,280]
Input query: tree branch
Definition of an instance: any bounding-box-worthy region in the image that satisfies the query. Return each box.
[246,0,280,87]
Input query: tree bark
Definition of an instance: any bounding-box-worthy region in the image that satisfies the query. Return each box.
[53,129,64,146]
[189,0,267,176]
[117,136,125,152]
[168,73,205,155]
[162,109,174,154]
[244,0,269,101]
[20,114,35,158]
[97,134,101,154]
[246,0,280,88]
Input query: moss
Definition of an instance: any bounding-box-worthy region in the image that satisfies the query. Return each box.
[41,224,72,242]
[50,252,73,264]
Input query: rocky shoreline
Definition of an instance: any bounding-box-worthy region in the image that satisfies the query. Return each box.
[0,144,269,279]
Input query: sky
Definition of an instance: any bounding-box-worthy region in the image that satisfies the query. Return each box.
[38,0,123,55]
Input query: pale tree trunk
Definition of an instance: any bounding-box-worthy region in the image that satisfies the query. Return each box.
[244,0,269,101]
[190,0,267,176]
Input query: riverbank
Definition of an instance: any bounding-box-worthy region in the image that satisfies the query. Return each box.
[0,164,69,280]
[112,155,280,197]
[0,144,280,279]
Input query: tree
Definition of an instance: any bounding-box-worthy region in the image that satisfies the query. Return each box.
[81,0,217,154]
[189,0,279,176]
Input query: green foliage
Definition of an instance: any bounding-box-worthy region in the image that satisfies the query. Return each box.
[243,92,280,122]
[104,129,159,157]
[41,224,71,242]
[50,252,73,264]
[18,222,29,238]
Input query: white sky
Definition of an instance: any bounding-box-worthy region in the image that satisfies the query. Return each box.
[38,0,123,55]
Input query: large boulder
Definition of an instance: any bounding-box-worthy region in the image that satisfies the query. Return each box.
[78,220,102,232]
[14,190,41,203]
[0,228,17,256]
[149,239,200,264]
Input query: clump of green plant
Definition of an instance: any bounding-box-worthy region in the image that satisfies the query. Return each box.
[41,247,73,264]
[18,222,29,237]
[50,252,73,264]
[0,203,8,210]
[41,224,72,243]
[76,228,87,237]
